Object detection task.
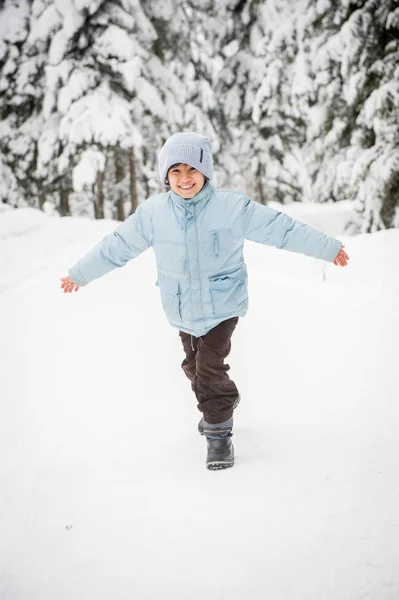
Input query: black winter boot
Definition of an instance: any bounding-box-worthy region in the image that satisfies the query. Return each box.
[206,436,234,470]
[198,417,205,435]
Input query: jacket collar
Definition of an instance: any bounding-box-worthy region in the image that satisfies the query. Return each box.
[168,181,213,209]
[169,182,213,229]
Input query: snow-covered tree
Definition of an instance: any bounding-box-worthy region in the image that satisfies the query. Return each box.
[37,0,168,218]
[0,0,44,208]
[205,0,312,204]
[248,0,313,204]
[1,0,398,232]
[187,0,260,195]
[345,0,399,231]
[304,0,399,231]
[0,0,192,216]
[144,0,221,171]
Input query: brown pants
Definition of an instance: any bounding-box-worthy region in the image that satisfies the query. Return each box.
[179,317,240,424]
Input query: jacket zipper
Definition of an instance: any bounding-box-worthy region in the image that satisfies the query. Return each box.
[194,205,205,325]
[185,218,194,326]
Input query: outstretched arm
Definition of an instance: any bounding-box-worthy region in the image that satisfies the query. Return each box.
[243,198,346,263]
[63,203,153,289]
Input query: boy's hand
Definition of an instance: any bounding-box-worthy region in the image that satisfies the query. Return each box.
[60,276,80,293]
[333,245,349,267]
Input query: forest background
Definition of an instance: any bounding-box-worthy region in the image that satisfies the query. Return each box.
[0,0,398,233]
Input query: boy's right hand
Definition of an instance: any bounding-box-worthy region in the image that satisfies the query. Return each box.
[60,276,80,293]
[333,244,349,267]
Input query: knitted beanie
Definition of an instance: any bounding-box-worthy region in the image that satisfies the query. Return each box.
[158,132,213,185]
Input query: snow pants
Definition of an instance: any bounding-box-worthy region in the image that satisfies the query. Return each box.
[178,317,240,425]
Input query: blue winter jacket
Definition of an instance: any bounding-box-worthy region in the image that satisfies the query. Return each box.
[68,182,341,337]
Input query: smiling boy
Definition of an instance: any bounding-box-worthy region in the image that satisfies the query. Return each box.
[166,163,205,197]
[61,132,349,470]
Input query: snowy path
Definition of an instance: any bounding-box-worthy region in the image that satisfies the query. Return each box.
[1,208,399,599]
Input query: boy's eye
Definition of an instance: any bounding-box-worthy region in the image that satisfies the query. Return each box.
[171,166,196,173]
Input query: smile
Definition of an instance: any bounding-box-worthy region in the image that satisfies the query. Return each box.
[179,184,195,189]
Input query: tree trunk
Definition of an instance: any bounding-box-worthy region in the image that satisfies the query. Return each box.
[256,163,266,205]
[114,150,126,222]
[144,176,151,200]
[128,147,139,215]
[94,170,105,219]
[38,182,46,210]
[381,170,399,229]
[59,189,70,216]
[142,145,151,199]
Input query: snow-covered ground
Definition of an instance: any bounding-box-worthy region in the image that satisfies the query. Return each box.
[1,202,398,600]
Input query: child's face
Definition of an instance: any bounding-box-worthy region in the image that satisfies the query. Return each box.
[166,163,206,199]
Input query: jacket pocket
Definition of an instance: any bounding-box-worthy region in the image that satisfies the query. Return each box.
[210,229,234,257]
[209,266,247,316]
[156,274,182,321]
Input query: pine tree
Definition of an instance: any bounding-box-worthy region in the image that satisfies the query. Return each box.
[304,0,399,231]
[0,0,44,208]
[346,0,399,231]
[199,0,261,196]
[249,0,313,204]
[0,0,190,216]
[1,0,398,232]
[39,0,167,218]
[213,0,312,204]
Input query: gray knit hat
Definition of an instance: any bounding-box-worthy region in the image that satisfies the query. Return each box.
[158,132,213,185]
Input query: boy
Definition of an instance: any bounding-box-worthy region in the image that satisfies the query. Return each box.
[61,132,349,471]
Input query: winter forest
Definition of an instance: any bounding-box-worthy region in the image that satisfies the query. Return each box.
[0,0,398,232]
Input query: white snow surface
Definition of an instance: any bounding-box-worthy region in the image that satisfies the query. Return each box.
[1,202,399,599]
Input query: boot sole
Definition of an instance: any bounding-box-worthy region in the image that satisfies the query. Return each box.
[207,460,234,470]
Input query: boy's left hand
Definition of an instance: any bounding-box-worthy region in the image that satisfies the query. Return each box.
[333,245,349,267]
[60,276,80,293]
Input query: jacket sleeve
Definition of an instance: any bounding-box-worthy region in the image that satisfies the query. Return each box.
[68,203,153,287]
[243,198,341,262]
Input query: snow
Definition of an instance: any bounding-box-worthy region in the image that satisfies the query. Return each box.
[94,26,138,61]
[222,40,240,58]
[130,5,157,42]
[387,8,399,30]
[343,70,366,106]
[74,0,103,16]
[58,68,97,115]
[363,81,399,123]
[0,3,29,44]
[72,149,105,192]
[0,158,19,205]
[1,201,399,599]
[28,4,60,47]
[134,77,165,118]
[48,29,70,66]
[59,84,136,147]
[117,57,143,94]
[37,121,60,171]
